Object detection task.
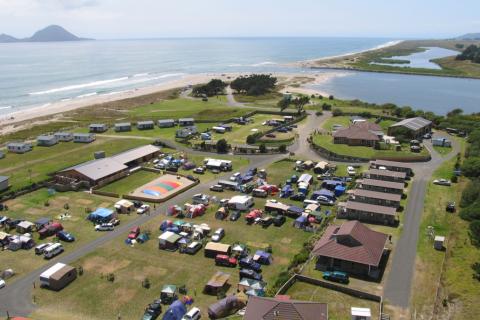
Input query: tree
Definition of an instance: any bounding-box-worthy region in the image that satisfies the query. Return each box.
[192,79,227,97]
[259,144,267,153]
[246,135,256,144]
[462,157,480,178]
[277,97,291,112]
[291,96,310,114]
[447,108,464,118]
[216,139,229,153]
[459,202,480,221]
[278,144,287,153]
[469,220,480,246]
[230,74,277,96]
[332,108,343,117]
[460,179,480,207]
[321,103,332,111]
[328,95,334,100]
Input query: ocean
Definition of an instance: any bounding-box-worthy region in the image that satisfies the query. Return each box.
[0,37,479,115]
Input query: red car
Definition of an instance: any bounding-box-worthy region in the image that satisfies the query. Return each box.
[215,254,238,267]
[128,226,140,240]
[38,222,63,239]
[245,209,263,224]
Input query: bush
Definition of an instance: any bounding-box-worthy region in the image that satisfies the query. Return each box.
[470,220,480,246]
[460,202,480,221]
[142,277,151,289]
[231,74,277,96]
[315,111,323,116]
[259,144,267,153]
[332,108,343,117]
[246,135,256,144]
[472,262,480,281]
[106,273,115,282]
[328,95,334,100]
[451,175,458,183]
[321,103,332,111]
[462,157,480,178]
[278,145,287,153]
[216,139,229,153]
[460,179,480,207]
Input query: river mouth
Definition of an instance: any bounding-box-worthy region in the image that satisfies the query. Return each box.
[369,47,459,70]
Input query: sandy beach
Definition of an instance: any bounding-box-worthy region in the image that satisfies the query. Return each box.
[0,71,337,135]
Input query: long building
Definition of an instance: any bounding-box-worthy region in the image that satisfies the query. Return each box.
[364,168,407,182]
[350,189,401,208]
[357,178,405,195]
[337,201,398,225]
[56,145,161,187]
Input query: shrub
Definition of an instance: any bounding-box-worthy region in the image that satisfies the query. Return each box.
[451,175,458,183]
[460,203,480,221]
[216,139,229,153]
[332,108,343,117]
[469,220,480,246]
[472,262,480,281]
[278,145,287,153]
[315,111,323,116]
[142,277,151,289]
[328,95,334,100]
[460,179,480,207]
[246,135,256,144]
[259,144,267,153]
[107,273,115,282]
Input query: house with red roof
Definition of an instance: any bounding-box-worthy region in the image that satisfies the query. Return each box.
[333,121,383,147]
[312,220,388,279]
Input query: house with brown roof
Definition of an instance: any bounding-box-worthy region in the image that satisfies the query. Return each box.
[357,178,405,195]
[333,122,383,147]
[337,200,398,225]
[370,159,413,176]
[350,189,401,208]
[244,296,328,320]
[364,168,406,183]
[312,220,388,279]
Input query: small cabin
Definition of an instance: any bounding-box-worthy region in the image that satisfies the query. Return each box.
[178,118,195,126]
[73,133,96,143]
[158,119,175,128]
[89,123,108,133]
[54,132,73,142]
[434,236,445,250]
[0,176,9,192]
[137,120,155,130]
[114,123,131,132]
[37,135,58,147]
[7,142,33,154]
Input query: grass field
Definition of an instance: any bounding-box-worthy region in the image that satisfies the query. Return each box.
[0,189,136,284]
[99,170,160,196]
[0,137,151,193]
[30,160,314,320]
[433,145,453,156]
[286,281,380,320]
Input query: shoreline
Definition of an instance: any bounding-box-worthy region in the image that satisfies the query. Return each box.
[0,72,337,135]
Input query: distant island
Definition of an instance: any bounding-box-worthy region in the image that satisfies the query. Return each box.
[0,25,92,43]
[456,33,480,40]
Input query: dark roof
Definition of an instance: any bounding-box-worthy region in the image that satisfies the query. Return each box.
[365,169,406,179]
[390,117,431,131]
[352,189,401,202]
[312,220,388,267]
[370,159,413,170]
[345,201,397,216]
[359,178,405,190]
[333,122,381,141]
[244,296,328,320]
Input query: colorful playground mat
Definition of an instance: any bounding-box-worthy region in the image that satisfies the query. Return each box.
[142,180,182,197]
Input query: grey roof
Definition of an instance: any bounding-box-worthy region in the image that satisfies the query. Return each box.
[352,189,402,202]
[63,158,127,181]
[158,119,175,123]
[55,132,73,136]
[345,201,397,216]
[7,142,30,147]
[89,123,107,127]
[179,118,194,122]
[74,133,94,137]
[366,169,406,179]
[37,135,56,140]
[115,122,131,127]
[110,145,160,164]
[359,178,405,190]
[138,120,154,125]
[0,176,9,183]
[390,117,432,131]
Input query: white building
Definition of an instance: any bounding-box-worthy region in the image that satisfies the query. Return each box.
[228,195,254,211]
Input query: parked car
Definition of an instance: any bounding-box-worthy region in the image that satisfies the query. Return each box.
[316,196,334,206]
[0,279,5,289]
[193,167,205,174]
[110,219,120,226]
[133,201,143,208]
[323,271,349,284]
[210,184,224,192]
[34,243,52,255]
[211,228,225,242]
[182,307,201,320]
[137,204,151,214]
[290,193,306,201]
[239,268,262,281]
[185,241,202,255]
[186,175,199,182]
[57,230,75,242]
[230,211,241,221]
[166,166,178,173]
[273,215,286,227]
[423,133,432,139]
[433,179,452,186]
[446,201,456,213]
[142,299,162,320]
[128,226,140,240]
[239,257,262,272]
[260,216,273,228]
[215,254,238,267]
[192,193,209,205]
[95,223,114,231]
[230,172,241,181]
[347,166,356,176]
[266,133,276,138]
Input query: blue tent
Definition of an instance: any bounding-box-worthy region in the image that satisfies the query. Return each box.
[280,185,293,198]
[322,180,344,191]
[87,208,113,223]
[294,215,308,229]
[162,300,187,320]
[254,250,272,265]
[287,206,303,217]
[334,185,346,197]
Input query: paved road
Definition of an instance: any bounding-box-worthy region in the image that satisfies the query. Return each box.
[383,136,461,309]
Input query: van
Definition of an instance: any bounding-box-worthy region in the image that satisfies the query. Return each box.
[35,243,52,255]
[252,188,267,198]
[182,307,201,320]
[43,243,64,259]
[303,199,319,208]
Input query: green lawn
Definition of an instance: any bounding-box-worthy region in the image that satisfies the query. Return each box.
[0,189,137,284]
[433,145,453,156]
[306,98,394,117]
[321,115,394,132]
[312,134,430,160]
[0,137,151,193]
[99,170,160,196]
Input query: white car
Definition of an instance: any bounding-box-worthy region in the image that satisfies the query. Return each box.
[137,204,151,214]
[182,307,201,320]
[211,228,225,242]
[95,223,114,231]
[433,179,451,186]
[347,166,356,176]
[0,279,5,289]
[230,172,241,181]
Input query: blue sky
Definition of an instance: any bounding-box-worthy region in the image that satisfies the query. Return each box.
[0,0,478,39]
